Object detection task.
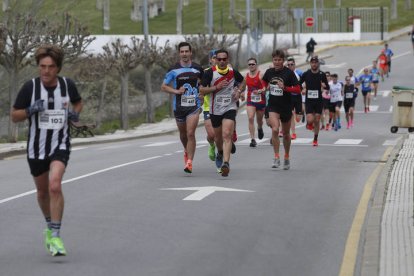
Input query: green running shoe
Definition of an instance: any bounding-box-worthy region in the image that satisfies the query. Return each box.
[44,228,52,252]
[49,237,67,256]
[208,144,216,161]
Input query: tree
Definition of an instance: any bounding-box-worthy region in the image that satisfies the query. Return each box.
[0,4,94,142]
[177,0,183,34]
[405,0,412,10]
[101,38,143,130]
[391,0,397,19]
[231,15,248,70]
[265,15,286,51]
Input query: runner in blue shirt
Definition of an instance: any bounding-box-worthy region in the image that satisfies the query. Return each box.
[357,68,373,113]
[370,60,381,100]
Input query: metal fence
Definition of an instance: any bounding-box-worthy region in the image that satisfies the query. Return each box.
[238,7,389,34]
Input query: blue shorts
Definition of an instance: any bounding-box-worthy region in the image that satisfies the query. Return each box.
[246,101,266,111]
[361,90,371,96]
[203,111,211,121]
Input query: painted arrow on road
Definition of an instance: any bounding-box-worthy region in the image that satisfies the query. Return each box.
[160,186,254,201]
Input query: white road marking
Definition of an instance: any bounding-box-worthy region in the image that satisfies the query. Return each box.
[323,62,347,69]
[292,138,314,144]
[381,90,391,97]
[142,141,177,147]
[389,105,393,112]
[383,137,402,146]
[369,105,379,111]
[160,186,254,201]
[0,156,162,205]
[71,146,89,151]
[334,139,363,145]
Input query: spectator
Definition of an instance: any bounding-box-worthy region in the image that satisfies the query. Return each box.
[306,37,317,62]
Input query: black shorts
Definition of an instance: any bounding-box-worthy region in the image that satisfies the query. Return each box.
[267,105,292,123]
[329,101,342,113]
[361,90,371,96]
[291,95,303,114]
[27,149,70,177]
[344,100,355,113]
[323,98,331,110]
[174,107,201,123]
[210,109,237,128]
[306,101,323,115]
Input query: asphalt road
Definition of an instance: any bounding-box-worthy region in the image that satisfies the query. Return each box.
[0,36,412,276]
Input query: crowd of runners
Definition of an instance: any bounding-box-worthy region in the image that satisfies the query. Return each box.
[161,41,396,177]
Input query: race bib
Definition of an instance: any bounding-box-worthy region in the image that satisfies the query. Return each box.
[215,95,232,106]
[330,94,341,102]
[39,110,66,130]
[181,95,196,107]
[308,90,319,99]
[251,94,261,102]
[269,84,283,96]
[345,92,354,99]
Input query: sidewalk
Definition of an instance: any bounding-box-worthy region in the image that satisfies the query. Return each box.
[1,28,412,276]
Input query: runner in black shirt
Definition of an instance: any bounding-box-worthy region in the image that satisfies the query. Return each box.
[300,56,330,146]
[260,49,301,170]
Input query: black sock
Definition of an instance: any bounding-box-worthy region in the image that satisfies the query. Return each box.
[45,217,52,229]
[314,134,318,141]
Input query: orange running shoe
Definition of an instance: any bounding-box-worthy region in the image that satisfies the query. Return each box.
[291,133,297,140]
[312,140,318,147]
[232,130,238,142]
[184,151,188,165]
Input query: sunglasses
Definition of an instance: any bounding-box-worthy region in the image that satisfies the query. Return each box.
[248,63,256,66]
[217,58,227,62]
[287,63,295,66]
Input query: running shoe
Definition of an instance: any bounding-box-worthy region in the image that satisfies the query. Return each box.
[320,124,325,130]
[326,123,330,131]
[283,159,290,170]
[312,140,318,147]
[258,128,264,140]
[231,142,236,154]
[334,124,338,131]
[337,120,342,129]
[215,153,223,169]
[184,151,188,165]
[221,162,230,177]
[367,106,370,112]
[208,144,216,161]
[49,237,67,256]
[364,107,368,113]
[44,228,52,252]
[232,130,238,142]
[272,158,280,168]
[250,139,257,147]
[306,123,314,131]
[291,133,297,140]
[184,160,192,173]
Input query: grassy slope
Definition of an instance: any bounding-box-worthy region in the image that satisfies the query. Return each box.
[36,0,412,34]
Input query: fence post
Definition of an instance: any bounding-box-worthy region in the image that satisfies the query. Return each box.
[380,6,384,41]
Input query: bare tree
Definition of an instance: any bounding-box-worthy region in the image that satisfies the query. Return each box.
[3,0,10,11]
[265,16,286,51]
[391,0,397,19]
[177,0,183,34]
[336,0,341,7]
[101,38,143,130]
[229,0,235,19]
[231,15,249,70]
[0,7,94,142]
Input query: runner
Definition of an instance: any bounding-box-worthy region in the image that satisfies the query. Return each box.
[199,49,244,177]
[347,68,358,85]
[383,43,394,76]
[286,57,303,139]
[328,73,343,131]
[377,50,388,81]
[357,67,374,113]
[300,56,330,147]
[321,71,332,131]
[370,60,381,100]
[11,45,83,256]
[161,42,203,173]
[244,57,266,147]
[260,49,301,169]
[202,49,217,161]
[343,76,357,129]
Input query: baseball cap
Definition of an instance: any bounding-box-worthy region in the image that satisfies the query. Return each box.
[310,56,319,62]
[209,49,217,59]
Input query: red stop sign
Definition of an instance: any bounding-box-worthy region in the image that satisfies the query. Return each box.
[305,17,314,27]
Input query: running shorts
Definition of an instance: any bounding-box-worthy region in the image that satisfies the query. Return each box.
[344,100,355,113]
[329,101,342,113]
[210,109,237,128]
[27,149,70,177]
[267,105,292,123]
[246,101,266,111]
[175,107,201,123]
[305,100,323,115]
[291,95,303,114]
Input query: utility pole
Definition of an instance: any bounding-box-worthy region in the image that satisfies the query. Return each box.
[246,0,251,58]
[313,0,318,32]
[103,0,110,32]
[208,0,213,36]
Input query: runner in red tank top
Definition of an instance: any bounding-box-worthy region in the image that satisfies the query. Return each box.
[244,58,266,147]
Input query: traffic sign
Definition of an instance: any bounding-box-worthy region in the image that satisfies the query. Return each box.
[305,17,314,27]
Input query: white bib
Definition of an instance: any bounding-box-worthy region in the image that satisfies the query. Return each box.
[269,84,283,96]
[39,110,66,130]
[345,92,354,99]
[215,95,232,106]
[308,90,319,99]
[251,94,261,102]
[181,95,196,107]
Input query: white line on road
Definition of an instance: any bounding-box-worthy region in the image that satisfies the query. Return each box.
[160,186,254,201]
[0,156,162,205]
[334,139,363,145]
